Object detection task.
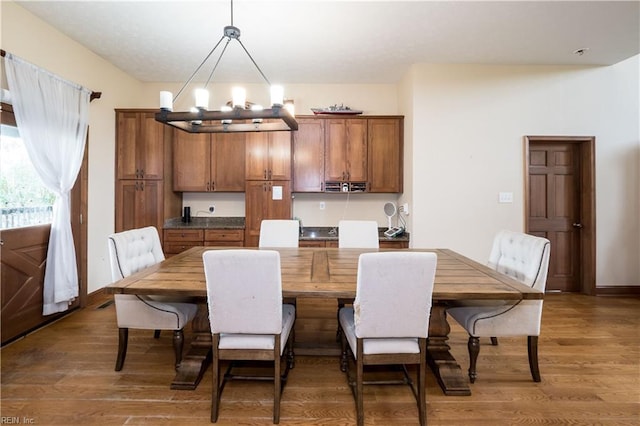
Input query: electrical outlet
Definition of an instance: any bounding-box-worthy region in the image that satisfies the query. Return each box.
[319,201,325,210]
[401,203,409,215]
[209,205,215,213]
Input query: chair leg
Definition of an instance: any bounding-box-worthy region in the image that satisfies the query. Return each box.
[115,328,128,371]
[274,337,282,424]
[339,323,348,373]
[336,300,345,342]
[356,339,364,426]
[417,338,427,426]
[468,336,480,383]
[528,335,541,382]
[172,330,184,371]
[490,337,498,345]
[211,335,221,423]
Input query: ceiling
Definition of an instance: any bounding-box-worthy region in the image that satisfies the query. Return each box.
[15,1,640,85]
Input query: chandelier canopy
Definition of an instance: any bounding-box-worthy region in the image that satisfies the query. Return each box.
[155,0,297,133]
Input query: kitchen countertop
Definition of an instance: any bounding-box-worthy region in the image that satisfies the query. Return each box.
[163,219,409,242]
[300,226,410,243]
[164,217,245,229]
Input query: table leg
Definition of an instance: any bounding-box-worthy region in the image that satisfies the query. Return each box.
[427,303,471,396]
[170,303,212,390]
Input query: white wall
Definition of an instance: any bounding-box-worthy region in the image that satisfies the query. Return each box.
[406,60,639,286]
[3,1,638,291]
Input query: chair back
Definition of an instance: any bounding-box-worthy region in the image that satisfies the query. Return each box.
[108,226,165,281]
[354,251,437,338]
[488,230,551,292]
[259,219,300,248]
[338,220,379,248]
[203,249,283,335]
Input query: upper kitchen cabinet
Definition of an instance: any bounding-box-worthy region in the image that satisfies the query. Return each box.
[293,118,325,192]
[116,110,164,180]
[367,117,403,193]
[173,131,245,192]
[245,131,292,181]
[324,118,367,183]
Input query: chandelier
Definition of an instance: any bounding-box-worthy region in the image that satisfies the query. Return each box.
[155,0,297,133]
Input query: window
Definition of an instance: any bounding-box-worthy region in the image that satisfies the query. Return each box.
[0,122,55,229]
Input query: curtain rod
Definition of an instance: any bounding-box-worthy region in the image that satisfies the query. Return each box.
[1,49,102,101]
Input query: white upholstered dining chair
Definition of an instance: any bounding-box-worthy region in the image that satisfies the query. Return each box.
[447,230,551,383]
[338,220,379,249]
[259,219,300,248]
[108,226,198,372]
[338,251,437,426]
[202,249,296,424]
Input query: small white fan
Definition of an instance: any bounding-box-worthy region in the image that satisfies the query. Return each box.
[383,202,397,231]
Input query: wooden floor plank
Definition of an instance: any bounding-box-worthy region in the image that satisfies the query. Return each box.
[1,293,639,425]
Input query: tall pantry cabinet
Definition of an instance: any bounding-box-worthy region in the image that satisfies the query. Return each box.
[115,109,181,233]
[244,131,293,246]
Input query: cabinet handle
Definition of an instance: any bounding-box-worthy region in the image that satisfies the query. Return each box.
[263,169,267,179]
[206,182,210,191]
[268,169,272,180]
[211,181,215,191]
[139,181,144,191]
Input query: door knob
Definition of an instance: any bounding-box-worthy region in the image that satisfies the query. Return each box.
[572,223,583,228]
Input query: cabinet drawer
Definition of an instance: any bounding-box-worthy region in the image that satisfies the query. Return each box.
[299,240,326,248]
[164,241,202,254]
[204,241,244,247]
[204,229,244,242]
[164,229,204,242]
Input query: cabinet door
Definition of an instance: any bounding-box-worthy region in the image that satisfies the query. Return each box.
[268,132,292,181]
[115,180,163,232]
[293,119,324,192]
[173,131,210,191]
[244,180,268,246]
[116,111,164,180]
[139,113,165,180]
[324,119,348,181]
[244,180,292,247]
[324,119,367,182]
[345,119,367,182]
[212,133,245,191]
[368,118,403,193]
[245,133,269,180]
[245,132,292,181]
[116,112,139,180]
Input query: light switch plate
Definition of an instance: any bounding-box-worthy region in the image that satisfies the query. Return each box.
[499,192,514,203]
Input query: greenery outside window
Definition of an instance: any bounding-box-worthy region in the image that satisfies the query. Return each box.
[0,123,55,229]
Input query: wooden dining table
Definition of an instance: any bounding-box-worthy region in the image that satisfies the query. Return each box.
[106,246,543,396]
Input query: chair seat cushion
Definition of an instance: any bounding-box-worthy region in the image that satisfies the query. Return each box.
[218,304,295,354]
[115,294,198,330]
[339,307,420,357]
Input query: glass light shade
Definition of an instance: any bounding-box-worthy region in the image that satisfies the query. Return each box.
[195,88,209,110]
[160,91,173,111]
[232,87,246,109]
[221,105,233,124]
[284,100,295,116]
[270,85,284,107]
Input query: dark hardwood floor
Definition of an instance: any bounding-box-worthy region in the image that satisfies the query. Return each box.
[1,294,639,425]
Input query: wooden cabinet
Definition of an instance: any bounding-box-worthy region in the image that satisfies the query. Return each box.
[244,180,292,247]
[324,118,367,183]
[368,118,403,193]
[116,111,164,180]
[293,118,325,192]
[245,131,292,181]
[115,109,181,233]
[173,131,245,192]
[204,229,244,247]
[163,229,204,255]
[291,116,403,193]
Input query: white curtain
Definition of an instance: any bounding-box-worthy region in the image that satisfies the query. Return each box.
[5,53,91,315]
